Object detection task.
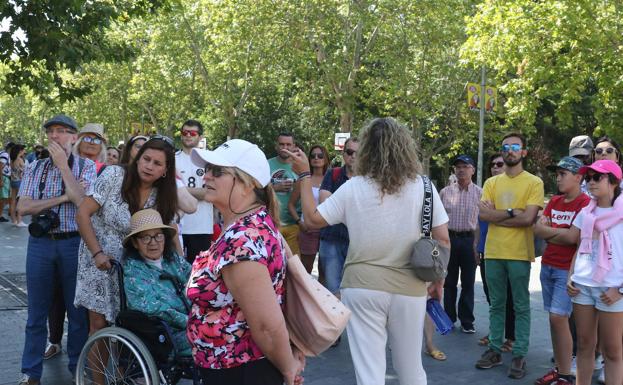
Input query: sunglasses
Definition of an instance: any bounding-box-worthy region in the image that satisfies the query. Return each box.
[137,233,165,245]
[205,164,227,178]
[181,130,199,137]
[491,161,504,168]
[584,173,607,183]
[501,143,522,152]
[310,153,324,160]
[149,135,175,149]
[594,147,616,155]
[82,136,103,145]
[344,149,357,156]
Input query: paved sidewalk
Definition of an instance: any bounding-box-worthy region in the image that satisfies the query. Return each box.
[0,217,604,384]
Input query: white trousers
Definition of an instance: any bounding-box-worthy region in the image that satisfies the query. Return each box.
[341,288,427,385]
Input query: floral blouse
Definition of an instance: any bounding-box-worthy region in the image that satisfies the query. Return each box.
[186,207,287,369]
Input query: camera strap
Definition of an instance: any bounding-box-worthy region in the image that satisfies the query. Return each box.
[36,154,77,206]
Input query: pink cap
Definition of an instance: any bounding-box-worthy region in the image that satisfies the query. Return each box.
[579,159,623,180]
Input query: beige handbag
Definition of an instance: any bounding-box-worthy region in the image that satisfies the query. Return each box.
[284,254,351,356]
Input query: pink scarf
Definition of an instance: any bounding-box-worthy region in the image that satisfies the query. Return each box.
[578,195,623,283]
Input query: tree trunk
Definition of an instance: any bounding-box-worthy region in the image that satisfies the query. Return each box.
[339,110,353,133]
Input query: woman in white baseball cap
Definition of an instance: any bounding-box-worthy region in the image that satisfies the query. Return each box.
[187,139,304,385]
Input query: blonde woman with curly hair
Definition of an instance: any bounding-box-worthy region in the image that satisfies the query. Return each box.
[287,117,450,385]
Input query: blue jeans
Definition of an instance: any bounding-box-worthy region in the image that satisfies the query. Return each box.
[21,235,88,380]
[319,239,348,294]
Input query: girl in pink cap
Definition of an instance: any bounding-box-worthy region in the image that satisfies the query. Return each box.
[565,159,623,385]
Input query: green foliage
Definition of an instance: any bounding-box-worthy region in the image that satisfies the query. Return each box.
[1,0,166,101]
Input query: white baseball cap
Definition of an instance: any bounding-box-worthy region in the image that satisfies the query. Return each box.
[191,139,271,187]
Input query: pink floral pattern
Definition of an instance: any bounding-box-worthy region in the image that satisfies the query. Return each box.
[186,207,286,369]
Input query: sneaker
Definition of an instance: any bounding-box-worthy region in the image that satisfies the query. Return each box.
[16,221,28,228]
[475,348,503,369]
[534,368,558,385]
[570,356,577,376]
[18,374,40,385]
[0,216,8,222]
[461,324,476,334]
[595,354,604,370]
[44,342,61,359]
[597,367,605,384]
[508,356,527,379]
[552,377,573,385]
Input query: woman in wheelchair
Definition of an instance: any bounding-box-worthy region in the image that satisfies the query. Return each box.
[122,208,192,357]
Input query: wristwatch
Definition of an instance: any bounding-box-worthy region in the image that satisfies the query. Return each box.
[507,208,515,218]
[618,287,623,295]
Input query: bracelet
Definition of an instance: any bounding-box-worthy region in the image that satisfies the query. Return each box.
[298,171,311,179]
[92,250,104,258]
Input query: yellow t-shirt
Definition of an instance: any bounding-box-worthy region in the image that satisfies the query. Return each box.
[482,171,544,261]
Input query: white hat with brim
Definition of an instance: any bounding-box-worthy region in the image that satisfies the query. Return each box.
[191,139,270,187]
[122,209,177,247]
[78,123,107,143]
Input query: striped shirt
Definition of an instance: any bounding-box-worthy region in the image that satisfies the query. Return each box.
[439,182,482,232]
[18,156,96,233]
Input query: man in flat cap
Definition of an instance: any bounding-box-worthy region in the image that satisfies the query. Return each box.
[17,114,96,385]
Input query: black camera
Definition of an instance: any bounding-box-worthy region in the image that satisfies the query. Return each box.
[28,209,60,237]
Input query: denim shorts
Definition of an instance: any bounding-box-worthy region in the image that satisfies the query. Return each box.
[571,282,623,313]
[540,264,572,316]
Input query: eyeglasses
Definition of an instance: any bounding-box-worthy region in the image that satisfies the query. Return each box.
[137,233,165,244]
[594,147,616,155]
[205,164,227,178]
[45,127,76,135]
[501,144,522,152]
[150,135,175,149]
[491,161,504,168]
[344,149,357,156]
[82,136,103,145]
[310,153,324,159]
[181,130,199,137]
[584,173,607,183]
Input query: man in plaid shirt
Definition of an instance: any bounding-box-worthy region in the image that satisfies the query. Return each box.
[17,114,96,385]
[440,154,482,334]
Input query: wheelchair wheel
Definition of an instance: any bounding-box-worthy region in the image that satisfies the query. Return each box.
[75,326,160,385]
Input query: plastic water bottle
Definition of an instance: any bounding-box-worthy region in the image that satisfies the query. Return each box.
[426,298,453,335]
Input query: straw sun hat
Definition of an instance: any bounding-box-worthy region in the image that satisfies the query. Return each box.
[122,209,177,247]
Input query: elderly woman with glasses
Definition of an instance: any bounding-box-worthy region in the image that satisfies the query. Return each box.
[187,139,304,385]
[75,136,178,385]
[73,123,108,175]
[286,118,450,385]
[123,208,192,357]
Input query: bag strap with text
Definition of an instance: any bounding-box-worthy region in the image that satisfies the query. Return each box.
[420,175,433,238]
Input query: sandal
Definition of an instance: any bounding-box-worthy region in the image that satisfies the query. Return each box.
[425,349,447,361]
[44,342,62,360]
[501,339,514,352]
[478,335,490,346]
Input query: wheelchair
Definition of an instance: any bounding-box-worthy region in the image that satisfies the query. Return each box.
[75,260,199,385]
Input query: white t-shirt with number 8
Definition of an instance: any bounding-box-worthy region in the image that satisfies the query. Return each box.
[176,150,213,234]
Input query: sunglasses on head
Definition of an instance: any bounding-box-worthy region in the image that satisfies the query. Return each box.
[594,147,616,155]
[181,130,199,137]
[491,161,504,168]
[584,173,607,183]
[205,164,227,178]
[501,143,522,152]
[149,135,175,149]
[83,136,103,145]
[310,152,324,159]
[344,149,356,156]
